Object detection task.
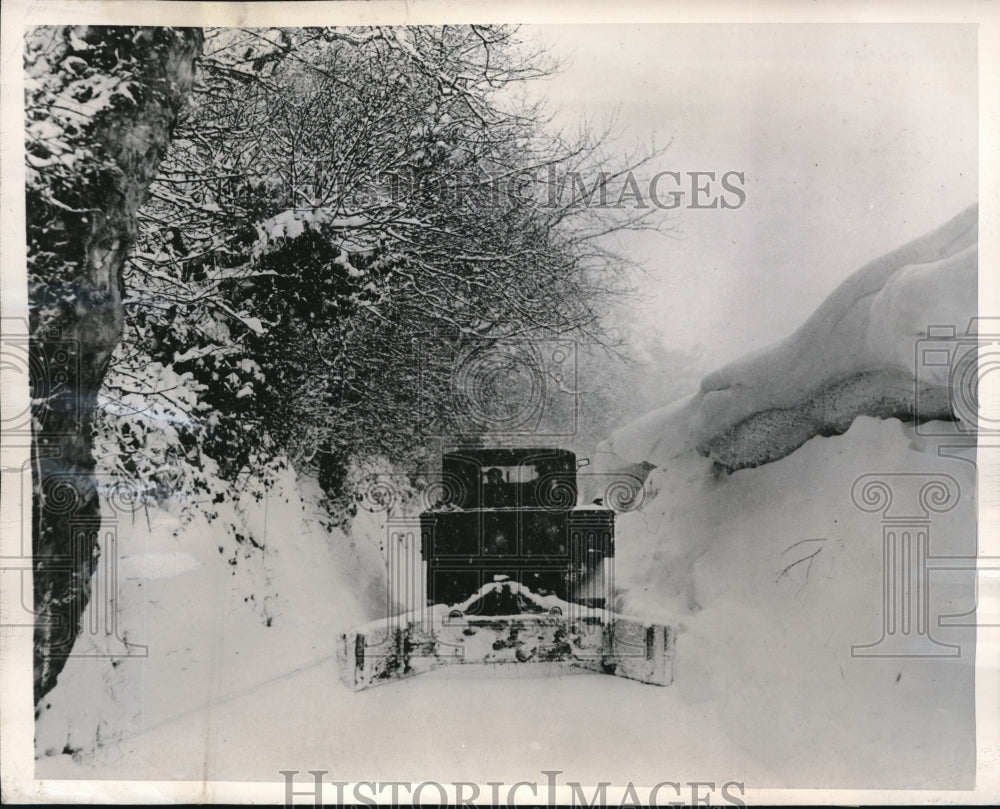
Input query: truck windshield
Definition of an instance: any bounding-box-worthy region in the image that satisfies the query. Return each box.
[482,465,540,485]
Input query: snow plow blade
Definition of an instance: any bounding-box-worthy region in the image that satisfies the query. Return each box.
[337,582,674,691]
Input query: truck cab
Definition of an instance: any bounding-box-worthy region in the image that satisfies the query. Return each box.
[420,447,615,610]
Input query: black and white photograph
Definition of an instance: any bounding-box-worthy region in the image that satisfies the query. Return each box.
[1,1,998,804]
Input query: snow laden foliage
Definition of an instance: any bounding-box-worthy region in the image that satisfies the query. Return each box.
[24,29,133,208]
[101,26,666,528]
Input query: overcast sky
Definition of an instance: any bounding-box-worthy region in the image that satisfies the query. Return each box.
[525,24,978,371]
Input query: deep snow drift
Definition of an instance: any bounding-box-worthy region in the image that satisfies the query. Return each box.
[614,416,975,788]
[600,203,977,471]
[34,206,978,788]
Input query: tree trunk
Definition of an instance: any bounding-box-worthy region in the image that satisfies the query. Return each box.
[25,26,203,705]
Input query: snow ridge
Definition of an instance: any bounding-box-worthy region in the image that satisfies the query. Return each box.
[602,203,977,470]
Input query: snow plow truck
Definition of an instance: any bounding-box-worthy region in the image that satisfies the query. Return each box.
[339,447,674,690]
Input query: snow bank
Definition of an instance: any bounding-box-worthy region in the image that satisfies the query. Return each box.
[602,203,977,471]
[612,415,975,787]
[34,465,388,774]
[589,206,978,786]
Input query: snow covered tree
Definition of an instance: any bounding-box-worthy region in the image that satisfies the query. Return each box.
[104,26,665,520]
[24,25,203,704]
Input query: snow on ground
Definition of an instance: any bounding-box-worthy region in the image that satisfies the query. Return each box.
[33,467,388,777]
[33,462,778,786]
[34,418,974,788]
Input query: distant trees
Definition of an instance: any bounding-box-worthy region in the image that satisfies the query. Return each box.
[103,25,666,521]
